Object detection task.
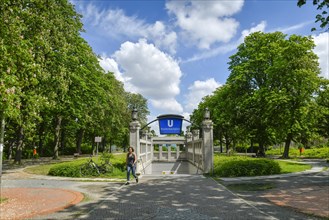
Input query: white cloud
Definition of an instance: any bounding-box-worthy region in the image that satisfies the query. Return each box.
[77,3,177,54]
[82,4,146,38]
[166,0,244,49]
[273,21,313,34]
[184,21,266,63]
[313,32,329,79]
[185,78,221,113]
[147,21,177,54]
[113,39,183,113]
[98,57,125,82]
[151,99,183,113]
[239,21,267,43]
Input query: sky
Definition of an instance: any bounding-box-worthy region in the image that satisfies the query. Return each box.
[71,0,329,134]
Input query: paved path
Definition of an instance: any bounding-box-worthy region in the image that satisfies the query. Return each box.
[0,159,328,219]
[78,175,278,220]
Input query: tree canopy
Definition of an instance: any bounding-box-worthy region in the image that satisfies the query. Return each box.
[191,31,326,158]
[0,0,149,162]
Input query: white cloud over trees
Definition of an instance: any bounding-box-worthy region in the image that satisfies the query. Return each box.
[185,78,221,113]
[166,0,244,49]
[112,39,183,113]
[313,32,329,79]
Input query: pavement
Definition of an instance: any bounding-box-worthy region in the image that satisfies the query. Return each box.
[0,159,328,219]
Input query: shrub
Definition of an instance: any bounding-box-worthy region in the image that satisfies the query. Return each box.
[214,156,281,177]
[48,163,81,177]
[48,153,127,177]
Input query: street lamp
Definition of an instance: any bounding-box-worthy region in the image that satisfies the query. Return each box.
[132,107,138,121]
[204,107,210,120]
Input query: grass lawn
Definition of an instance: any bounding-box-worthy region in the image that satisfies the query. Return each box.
[277,160,312,173]
[24,155,313,179]
[24,163,59,175]
[24,154,127,179]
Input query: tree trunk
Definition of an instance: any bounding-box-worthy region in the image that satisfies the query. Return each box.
[225,141,230,153]
[257,139,266,157]
[219,132,223,153]
[282,133,292,158]
[8,142,13,160]
[38,121,45,157]
[92,140,96,156]
[53,115,62,159]
[257,144,265,157]
[14,126,24,164]
[76,129,84,154]
[0,115,5,177]
[61,127,66,153]
[250,139,254,153]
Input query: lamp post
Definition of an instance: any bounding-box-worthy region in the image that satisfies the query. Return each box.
[132,107,138,121]
[204,107,210,120]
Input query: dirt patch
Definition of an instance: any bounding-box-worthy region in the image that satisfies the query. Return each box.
[0,188,84,219]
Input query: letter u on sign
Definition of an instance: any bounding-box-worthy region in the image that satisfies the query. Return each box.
[167,120,173,127]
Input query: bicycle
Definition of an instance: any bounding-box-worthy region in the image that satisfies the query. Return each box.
[80,155,114,177]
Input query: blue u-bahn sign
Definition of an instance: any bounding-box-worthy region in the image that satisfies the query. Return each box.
[157,114,184,135]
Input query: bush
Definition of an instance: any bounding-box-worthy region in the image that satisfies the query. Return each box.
[48,162,81,177]
[214,156,281,177]
[48,153,127,177]
[111,153,126,171]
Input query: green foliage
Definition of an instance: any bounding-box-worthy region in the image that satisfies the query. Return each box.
[48,161,82,177]
[297,0,329,31]
[191,31,323,159]
[214,155,281,177]
[266,146,329,158]
[0,0,149,162]
[100,152,114,164]
[278,160,312,173]
[125,92,150,127]
[48,154,127,177]
[111,153,127,171]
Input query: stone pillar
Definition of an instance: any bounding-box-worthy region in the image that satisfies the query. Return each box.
[202,119,213,174]
[168,145,171,161]
[176,145,180,159]
[130,120,141,174]
[185,130,192,161]
[159,145,162,160]
[192,129,199,164]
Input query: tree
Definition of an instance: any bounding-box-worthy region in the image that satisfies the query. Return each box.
[0,0,50,163]
[316,80,329,138]
[227,32,321,158]
[125,92,150,127]
[297,0,329,31]
[0,0,137,161]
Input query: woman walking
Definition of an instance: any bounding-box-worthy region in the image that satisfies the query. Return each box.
[125,146,138,185]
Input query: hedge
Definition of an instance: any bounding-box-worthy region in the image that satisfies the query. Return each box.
[214,157,281,177]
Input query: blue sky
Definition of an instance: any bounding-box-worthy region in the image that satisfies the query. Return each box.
[72,0,328,133]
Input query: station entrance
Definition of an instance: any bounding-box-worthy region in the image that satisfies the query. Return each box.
[129,111,214,176]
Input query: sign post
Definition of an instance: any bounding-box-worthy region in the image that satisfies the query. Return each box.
[157,114,184,135]
[94,136,102,155]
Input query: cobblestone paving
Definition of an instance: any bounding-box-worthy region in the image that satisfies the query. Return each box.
[78,176,277,220]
